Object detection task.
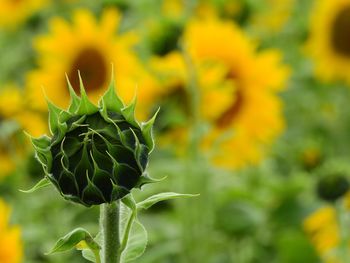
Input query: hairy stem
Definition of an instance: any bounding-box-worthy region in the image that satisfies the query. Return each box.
[100,201,120,263]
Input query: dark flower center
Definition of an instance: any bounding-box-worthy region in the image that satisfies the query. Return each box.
[331,6,350,57]
[68,47,108,94]
[215,71,244,128]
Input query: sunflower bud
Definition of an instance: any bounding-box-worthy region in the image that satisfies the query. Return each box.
[30,74,158,206]
[316,173,349,202]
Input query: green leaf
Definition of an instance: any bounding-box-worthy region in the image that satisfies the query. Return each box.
[19,177,51,193]
[47,99,63,135]
[121,96,139,128]
[76,72,99,115]
[66,74,81,114]
[46,228,100,255]
[137,192,199,210]
[81,250,96,262]
[99,71,124,113]
[120,219,148,263]
[141,108,159,153]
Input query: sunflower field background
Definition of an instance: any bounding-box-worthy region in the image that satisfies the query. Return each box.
[2,0,350,262]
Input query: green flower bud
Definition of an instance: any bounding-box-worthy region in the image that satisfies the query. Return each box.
[30,74,158,206]
[317,173,349,202]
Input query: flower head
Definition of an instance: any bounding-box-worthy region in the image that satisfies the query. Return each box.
[26,8,159,119]
[0,0,48,29]
[150,15,289,168]
[306,0,350,84]
[31,75,157,206]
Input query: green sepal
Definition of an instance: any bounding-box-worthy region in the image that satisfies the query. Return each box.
[47,99,64,135]
[141,108,159,153]
[65,74,81,114]
[99,72,124,113]
[29,134,51,150]
[136,192,199,210]
[68,115,86,132]
[111,183,129,201]
[59,153,79,195]
[135,173,166,189]
[28,134,52,170]
[59,110,72,124]
[121,96,139,128]
[76,73,99,115]
[130,129,148,172]
[19,177,51,193]
[46,228,100,255]
[51,122,68,146]
[82,172,107,205]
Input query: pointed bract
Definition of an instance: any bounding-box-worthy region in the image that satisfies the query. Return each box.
[47,99,64,135]
[141,108,159,153]
[121,96,139,128]
[99,72,124,113]
[66,74,81,114]
[76,72,99,115]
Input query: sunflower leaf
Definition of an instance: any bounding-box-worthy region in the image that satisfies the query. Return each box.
[120,219,148,262]
[46,228,100,255]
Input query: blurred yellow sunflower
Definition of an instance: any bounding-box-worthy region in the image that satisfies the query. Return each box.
[250,0,294,34]
[150,51,234,147]
[306,0,350,84]
[0,84,47,137]
[27,8,159,119]
[0,0,48,29]
[0,85,47,178]
[150,16,288,168]
[303,206,342,263]
[0,199,22,263]
[184,16,289,168]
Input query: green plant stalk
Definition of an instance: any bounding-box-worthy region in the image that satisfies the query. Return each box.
[178,48,214,262]
[100,201,121,263]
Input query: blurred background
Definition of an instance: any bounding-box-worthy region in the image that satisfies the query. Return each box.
[1,0,350,262]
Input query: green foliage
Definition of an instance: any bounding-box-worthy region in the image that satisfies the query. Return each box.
[47,228,99,255]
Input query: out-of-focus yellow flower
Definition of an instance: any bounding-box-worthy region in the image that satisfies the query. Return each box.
[150,16,288,168]
[185,16,289,168]
[195,0,242,21]
[0,199,22,263]
[304,206,339,254]
[26,8,159,119]
[250,0,294,33]
[0,85,47,137]
[162,0,184,18]
[0,0,48,30]
[306,0,350,84]
[150,51,234,148]
[0,85,47,178]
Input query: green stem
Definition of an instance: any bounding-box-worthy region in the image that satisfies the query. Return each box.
[100,201,120,263]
